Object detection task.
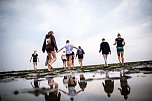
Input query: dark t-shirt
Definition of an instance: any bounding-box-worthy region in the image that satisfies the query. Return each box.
[115,38,124,47]
[32,54,38,62]
[43,34,58,52]
[99,42,111,54]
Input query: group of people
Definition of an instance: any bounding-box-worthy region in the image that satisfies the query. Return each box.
[30,31,125,71]
[102,71,130,100]
[99,33,125,66]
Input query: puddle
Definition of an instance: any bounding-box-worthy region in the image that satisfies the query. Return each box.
[0,69,152,101]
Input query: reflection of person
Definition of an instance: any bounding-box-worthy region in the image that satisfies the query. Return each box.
[61,51,67,69]
[99,38,111,67]
[102,71,114,97]
[30,50,39,70]
[63,75,69,88]
[118,72,131,100]
[45,78,61,101]
[60,75,82,101]
[30,77,41,96]
[57,40,78,70]
[113,33,125,66]
[42,31,58,71]
[31,78,40,88]
[76,46,85,68]
[78,74,87,91]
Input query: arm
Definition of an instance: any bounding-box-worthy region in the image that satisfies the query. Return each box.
[76,50,78,58]
[128,85,131,92]
[74,46,79,50]
[113,40,117,45]
[82,49,85,54]
[99,43,102,53]
[118,88,122,91]
[57,47,64,53]
[107,43,111,54]
[76,89,82,94]
[122,39,125,46]
[31,82,34,88]
[42,35,46,53]
[30,56,32,62]
[38,81,40,87]
[102,82,105,87]
[59,89,68,94]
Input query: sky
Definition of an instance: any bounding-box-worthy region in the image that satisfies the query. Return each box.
[0,0,152,71]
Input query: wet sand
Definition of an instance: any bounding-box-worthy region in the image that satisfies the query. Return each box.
[0,60,152,79]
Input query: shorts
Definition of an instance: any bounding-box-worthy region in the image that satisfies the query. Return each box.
[78,55,83,59]
[102,51,109,55]
[117,47,124,52]
[46,45,55,52]
[33,58,37,62]
[62,59,66,62]
[66,53,73,61]
[46,48,54,52]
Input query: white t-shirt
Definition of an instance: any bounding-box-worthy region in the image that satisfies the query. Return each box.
[61,52,66,60]
[64,43,74,54]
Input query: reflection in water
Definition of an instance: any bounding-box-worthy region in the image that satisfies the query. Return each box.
[45,77,61,101]
[63,75,69,88]
[2,70,152,101]
[102,71,114,97]
[60,75,82,101]
[118,71,131,100]
[78,74,87,91]
[31,77,40,88]
[28,77,41,96]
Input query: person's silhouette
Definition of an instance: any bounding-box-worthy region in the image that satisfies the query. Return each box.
[102,71,114,97]
[60,75,82,101]
[118,72,131,100]
[78,74,87,91]
[45,77,61,101]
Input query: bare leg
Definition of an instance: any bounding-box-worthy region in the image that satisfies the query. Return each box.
[47,52,52,71]
[35,62,37,70]
[33,62,37,71]
[63,61,66,68]
[103,54,108,66]
[105,54,108,66]
[78,59,83,68]
[121,51,124,65]
[62,60,64,68]
[117,52,121,65]
[71,59,74,69]
[67,55,72,69]
[49,51,57,67]
[105,70,109,78]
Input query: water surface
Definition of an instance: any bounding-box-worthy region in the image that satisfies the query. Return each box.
[0,70,152,101]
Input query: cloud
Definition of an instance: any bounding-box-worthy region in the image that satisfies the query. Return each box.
[0,0,152,71]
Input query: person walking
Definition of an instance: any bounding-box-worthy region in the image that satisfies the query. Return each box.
[61,51,67,69]
[57,40,78,70]
[114,33,125,66]
[76,46,85,68]
[30,50,39,71]
[99,38,111,67]
[42,31,58,71]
